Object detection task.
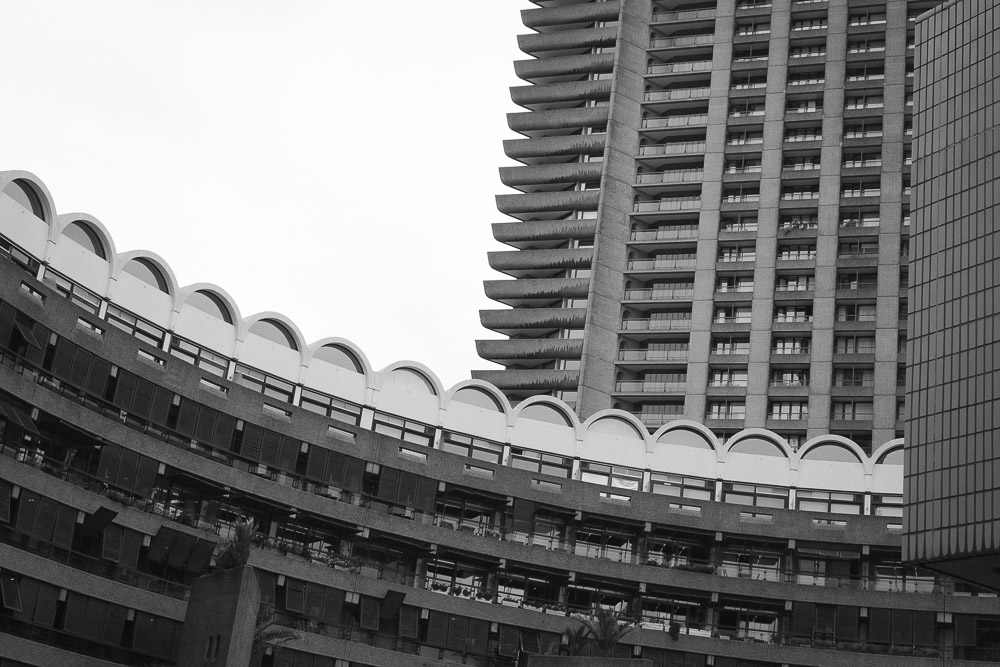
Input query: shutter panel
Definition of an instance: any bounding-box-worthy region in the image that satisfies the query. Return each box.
[115,448,140,491]
[498,625,519,657]
[130,378,154,419]
[258,570,277,607]
[242,424,263,461]
[102,524,122,562]
[149,386,173,426]
[151,618,176,659]
[377,468,399,501]
[112,370,136,411]
[304,583,324,619]
[132,612,156,653]
[0,303,15,350]
[260,429,281,466]
[51,504,76,549]
[10,576,35,621]
[32,582,58,628]
[836,606,858,641]
[63,592,88,635]
[22,322,49,367]
[869,607,891,644]
[284,579,305,613]
[396,472,417,506]
[891,609,913,645]
[82,598,108,641]
[0,479,10,523]
[15,490,39,535]
[426,610,450,647]
[194,406,217,443]
[344,457,364,492]
[96,445,121,484]
[291,650,314,667]
[1,571,24,613]
[120,529,142,571]
[322,588,344,625]
[147,527,178,563]
[103,604,126,645]
[447,615,469,651]
[185,539,216,574]
[85,357,111,398]
[792,602,814,638]
[512,499,534,534]
[277,436,299,472]
[166,531,198,569]
[69,348,93,388]
[520,629,541,654]
[467,618,489,655]
[398,605,419,638]
[176,400,199,437]
[51,338,76,381]
[133,456,158,497]
[955,615,976,646]
[913,611,935,646]
[359,596,380,630]
[415,477,438,512]
[33,497,58,541]
[326,452,345,487]
[212,413,236,450]
[306,447,328,481]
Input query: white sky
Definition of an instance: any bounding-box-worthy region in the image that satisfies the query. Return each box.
[2,1,532,387]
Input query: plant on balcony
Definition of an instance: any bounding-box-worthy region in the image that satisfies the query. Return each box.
[251,601,298,663]
[567,608,637,657]
[216,519,255,570]
[430,581,449,592]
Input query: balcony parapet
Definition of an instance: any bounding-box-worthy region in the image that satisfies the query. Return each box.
[518,27,618,56]
[497,190,600,217]
[476,338,584,362]
[521,2,621,30]
[504,134,606,161]
[470,369,580,391]
[500,162,604,188]
[511,80,612,108]
[507,106,609,134]
[480,307,587,334]
[492,219,597,246]
[514,52,616,82]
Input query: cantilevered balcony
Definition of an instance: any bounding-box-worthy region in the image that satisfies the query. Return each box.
[518,27,618,56]
[641,113,709,130]
[504,134,606,165]
[644,87,711,102]
[636,169,705,185]
[651,8,717,24]
[649,33,715,49]
[514,53,616,84]
[647,60,714,76]
[496,191,600,220]
[480,307,586,337]
[492,220,597,249]
[623,287,695,303]
[500,163,604,192]
[638,140,707,157]
[476,338,584,366]
[618,348,690,364]
[470,369,580,393]
[484,278,589,307]
[614,379,688,395]
[507,107,609,137]
[633,196,701,213]
[521,2,621,31]
[511,80,611,111]
[630,226,699,242]
[488,249,592,279]
[619,317,693,332]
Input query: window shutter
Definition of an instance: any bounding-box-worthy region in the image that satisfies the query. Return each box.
[103,604,126,645]
[868,607,891,644]
[258,571,277,607]
[103,524,123,562]
[133,456,158,497]
[447,615,469,651]
[359,596,380,630]
[321,588,344,625]
[166,532,198,569]
[913,611,935,647]
[467,618,489,655]
[32,582,58,628]
[498,625,519,657]
[51,504,76,549]
[176,400,199,437]
[277,436,299,472]
[0,479,10,523]
[185,539,216,574]
[955,615,976,646]
[0,303,15,350]
[377,467,399,501]
[792,602,814,638]
[396,472,417,507]
[96,445,121,484]
[260,429,281,466]
[69,347,93,388]
[82,598,108,641]
[0,571,23,612]
[241,424,263,461]
[212,413,236,450]
[114,448,140,491]
[132,611,156,653]
[891,608,913,645]
[305,583,325,619]
[63,592,88,635]
[306,447,328,481]
[151,618,176,659]
[512,499,534,534]
[285,579,305,614]
[15,490,39,535]
[836,606,858,641]
[344,457,365,492]
[426,610,450,647]
[520,628,541,654]
[147,527,178,563]
[51,338,76,380]
[194,406,217,443]
[398,606,419,638]
[131,378,154,419]
[33,497,58,542]
[112,370,136,410]
[85,357,111,398]
[120,529,142,571]
[415,477,438,512]
[149,386,173,426]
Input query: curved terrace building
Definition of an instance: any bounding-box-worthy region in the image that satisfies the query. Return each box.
[1,172,998,666]
[475,0,937,454]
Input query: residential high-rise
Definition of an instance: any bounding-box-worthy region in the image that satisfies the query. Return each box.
[476,0,936,454]
[905,0,1000,591]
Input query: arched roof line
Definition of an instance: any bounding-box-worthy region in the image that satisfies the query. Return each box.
[304,337,373,378]
[375,361,444,397]
[722,428,793,462]
[651,419,720,451]
[870,439,906,473]
[51,213,117,269]
[239,311,308,354]
[798,437,867,467]
[179,283,243,325]
[0,170,56,224]
[511,395,582,436]
[115,250,182,308]
[442,380,512,417]
[583,409,648,441]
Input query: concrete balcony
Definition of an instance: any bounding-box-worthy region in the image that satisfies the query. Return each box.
[617,349,690,363]
[614,380,688,395]
[470,369,580,392]
[514,53,615,83]
[652,8,717,24]
[620,318,693,332]
[511,80,611,110]
[480,307,586,336]
[492,219,597,248]
[650,33,715,49]
[521,2,621,31]
[504,134,606,163]
[484,278,589,307]
[507,107,609,136]
[500,162,604,190]
[518,27,618,56]
[639,140,707,157]
[476,338,584,365]
[496,190,600,220]
[488,247,592,278]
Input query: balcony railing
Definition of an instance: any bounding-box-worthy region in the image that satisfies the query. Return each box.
[637,169,705,185]
[619,349,690,362]
[615,380,688,393]
[621,318,693,331]
[647,60,713,75]
[650,34,715,48]
[623,288,695,301]
[626,258,698,270]
[640,141,707,156]
[653,8,717,22]
[645,87,711,101]
[634,197,702,212]
[631,227,699,241]
[632,411,685,427]
[642,113,709,129]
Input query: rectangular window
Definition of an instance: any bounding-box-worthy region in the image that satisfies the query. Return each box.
[300,388,363,425]
[372,412,434,447]
[707,401,746,420]
[769,402,808,420]
[509,448,572,478]
[440,431,503,464]
[234,364,295,404]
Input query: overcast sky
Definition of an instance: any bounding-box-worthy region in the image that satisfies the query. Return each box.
[3,1,531,387]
